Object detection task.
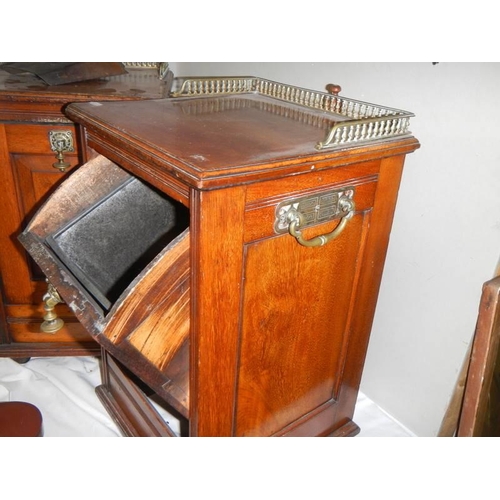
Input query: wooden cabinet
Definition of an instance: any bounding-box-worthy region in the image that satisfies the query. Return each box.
[0,67,171,358]
[20,77,419,436]
[0,120,89,353]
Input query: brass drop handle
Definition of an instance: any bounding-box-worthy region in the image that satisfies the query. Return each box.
[40,280,65,333]
[288,196,355,247]
[48,130,74,172]
[52,150,71,172]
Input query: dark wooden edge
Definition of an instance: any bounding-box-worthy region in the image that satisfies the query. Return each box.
[0,342,100,358]
[438,343,472,436]
[96,350,177,437]
[0,281,8,344]
[458,276,500,437]
[0,401,44,437]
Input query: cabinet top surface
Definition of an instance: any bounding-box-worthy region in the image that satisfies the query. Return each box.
[67,82,419,189]
[71,94,336,160]
[0,68,170,102]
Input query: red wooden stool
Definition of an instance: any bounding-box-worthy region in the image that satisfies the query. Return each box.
[0,402,43,437]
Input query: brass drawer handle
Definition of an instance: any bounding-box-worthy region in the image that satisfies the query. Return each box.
[49,130,74,172]
[40,280,64,333]
[288,196,355,247]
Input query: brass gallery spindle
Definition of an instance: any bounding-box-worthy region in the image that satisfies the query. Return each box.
[40,281,64,333]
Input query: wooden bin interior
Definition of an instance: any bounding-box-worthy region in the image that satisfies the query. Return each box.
[19,155,191,421]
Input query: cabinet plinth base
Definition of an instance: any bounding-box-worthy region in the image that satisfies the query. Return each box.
[329,419,361,437]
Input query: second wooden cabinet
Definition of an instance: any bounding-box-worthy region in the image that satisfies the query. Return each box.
[0,120,89,354]
[0,66,171,358]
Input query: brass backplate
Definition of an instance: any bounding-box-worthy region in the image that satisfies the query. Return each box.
[274,187,355,234]
[48,130,75,153]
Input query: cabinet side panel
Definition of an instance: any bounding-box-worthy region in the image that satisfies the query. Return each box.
[334,154,408,425]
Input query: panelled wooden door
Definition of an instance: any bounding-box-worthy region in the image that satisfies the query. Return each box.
[235,175,377,436]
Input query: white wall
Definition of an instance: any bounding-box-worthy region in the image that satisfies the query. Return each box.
[173,62,500,436]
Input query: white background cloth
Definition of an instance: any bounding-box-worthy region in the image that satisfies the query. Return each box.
[0,355,412,437]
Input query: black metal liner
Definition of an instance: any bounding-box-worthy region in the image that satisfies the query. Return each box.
[46,176,189,312]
